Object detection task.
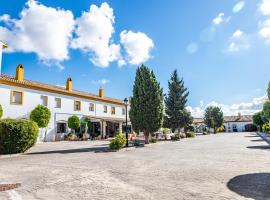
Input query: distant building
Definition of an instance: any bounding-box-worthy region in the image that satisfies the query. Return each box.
[193,113,256,133]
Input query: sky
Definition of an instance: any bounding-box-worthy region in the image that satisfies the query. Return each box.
[0,0,270,117]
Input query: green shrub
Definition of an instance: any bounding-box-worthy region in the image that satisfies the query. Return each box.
[262,123,270,134]
[109,130,126,150]
[65,132,78,141]
[186,131,195,138]
[0,104,3,119]
[30,105,51,128]
[179,133,186,139]
[171,133,180,141]
[68,116,80,133]
[0,119,38,154]
[149,138,157,143]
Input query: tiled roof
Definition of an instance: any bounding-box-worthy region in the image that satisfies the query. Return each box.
[223,115,252,122]
[193,115,253,124]
[0,74,124,105]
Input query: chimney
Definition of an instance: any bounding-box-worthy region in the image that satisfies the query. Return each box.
[238,112,241,118]
[0,41,8,74]
[15,64,24,81]
[66,77,72,92]
[99,87,105,98]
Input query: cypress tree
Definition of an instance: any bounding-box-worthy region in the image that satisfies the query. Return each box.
[129,65,163,144]
[268,81,270,100]
[164,70,189,132]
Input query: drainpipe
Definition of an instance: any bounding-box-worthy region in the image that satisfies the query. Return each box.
[0,41,8,74]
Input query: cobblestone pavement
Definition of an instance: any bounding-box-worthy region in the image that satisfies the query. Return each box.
[0,132,270,200]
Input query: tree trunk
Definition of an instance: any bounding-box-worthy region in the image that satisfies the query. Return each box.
[144,131,150,144]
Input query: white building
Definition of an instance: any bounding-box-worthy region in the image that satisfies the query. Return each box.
[193,113,256,133]
[0,64,128,142]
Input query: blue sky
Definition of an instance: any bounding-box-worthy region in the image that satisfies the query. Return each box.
[1,0,270,117]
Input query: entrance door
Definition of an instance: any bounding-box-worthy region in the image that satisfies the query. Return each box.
[57,123,67,133]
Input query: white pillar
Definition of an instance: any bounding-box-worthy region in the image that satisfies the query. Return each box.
[119,122,123,134]
[102,121,107,138]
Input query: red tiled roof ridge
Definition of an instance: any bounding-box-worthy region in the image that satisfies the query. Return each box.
[0,73,124,104]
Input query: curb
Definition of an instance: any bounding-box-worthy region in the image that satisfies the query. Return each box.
[256,132,270,145]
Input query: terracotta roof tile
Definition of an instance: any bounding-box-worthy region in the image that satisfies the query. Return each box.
[0,74,124,105]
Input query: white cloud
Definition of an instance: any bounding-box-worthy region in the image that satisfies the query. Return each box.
[259,19,270,44]
[120,30,154,65]
[0,0,75,65]
[259,0,270,15]
[212,13,230,25]
[227,30,250,52]
[232,1,245,13]
[187,94,267,118]
[91,79,111,85]
[71,2,121,68]
[232,29,243,37]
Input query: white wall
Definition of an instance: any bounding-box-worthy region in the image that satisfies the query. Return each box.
[224,122,251,132]
[0,84,127,141]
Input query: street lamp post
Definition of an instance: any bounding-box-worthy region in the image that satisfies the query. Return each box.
[124,98,128,147]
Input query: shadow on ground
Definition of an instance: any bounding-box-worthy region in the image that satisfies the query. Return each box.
[246,145,270,150]
[26,146,111,155]
[250,139,264,142]
[245,135,259,138]
[227,173,270,200]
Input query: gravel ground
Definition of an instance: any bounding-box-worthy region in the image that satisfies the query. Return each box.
[0,132,270,200]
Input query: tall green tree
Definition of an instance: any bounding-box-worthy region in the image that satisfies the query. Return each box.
[263,100,270,120]
[204,106,224,133]
[30,105,51,141]
[164,70,189,132]
[268,81,270,100]
[253,111,265,131]
[0,104,3,119]
[129,64,164,144]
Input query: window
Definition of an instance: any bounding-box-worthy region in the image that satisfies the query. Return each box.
[74,101,81,111]
[11,91,23,105]
[55,98,61,108]
[111,107,115,115]
[41,95,48,106]
[122,108,126,115]
[89,103,95,112]
[104,105,107,113]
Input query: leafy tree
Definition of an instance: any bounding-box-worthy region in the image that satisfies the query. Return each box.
[263,100,270,120]
[0,104,2,119]
[253,111,265,131]
[30,105,51,141]
[267,81,270,100]
[180,109,193,132]
[129,64,164,144]
[30,105,51,128]
[164,70,189,132]
[68,115,80,133]
[204,106,224,133]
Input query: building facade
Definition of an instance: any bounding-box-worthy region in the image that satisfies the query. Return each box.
[0,65,128,142]
[193,113,256,133]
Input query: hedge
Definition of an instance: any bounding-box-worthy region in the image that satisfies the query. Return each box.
[0,104,3,119]
[0,119,39,154]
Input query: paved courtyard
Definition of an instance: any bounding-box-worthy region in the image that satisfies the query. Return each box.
[0,132,270,200]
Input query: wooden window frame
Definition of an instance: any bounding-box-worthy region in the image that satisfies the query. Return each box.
[55,97,61,108]
[10,90,24,105]
[111,106,116,115]
[41,95,48,107]
[89,103,95,112]
[74,100,81,111]
[104,105,107,113]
